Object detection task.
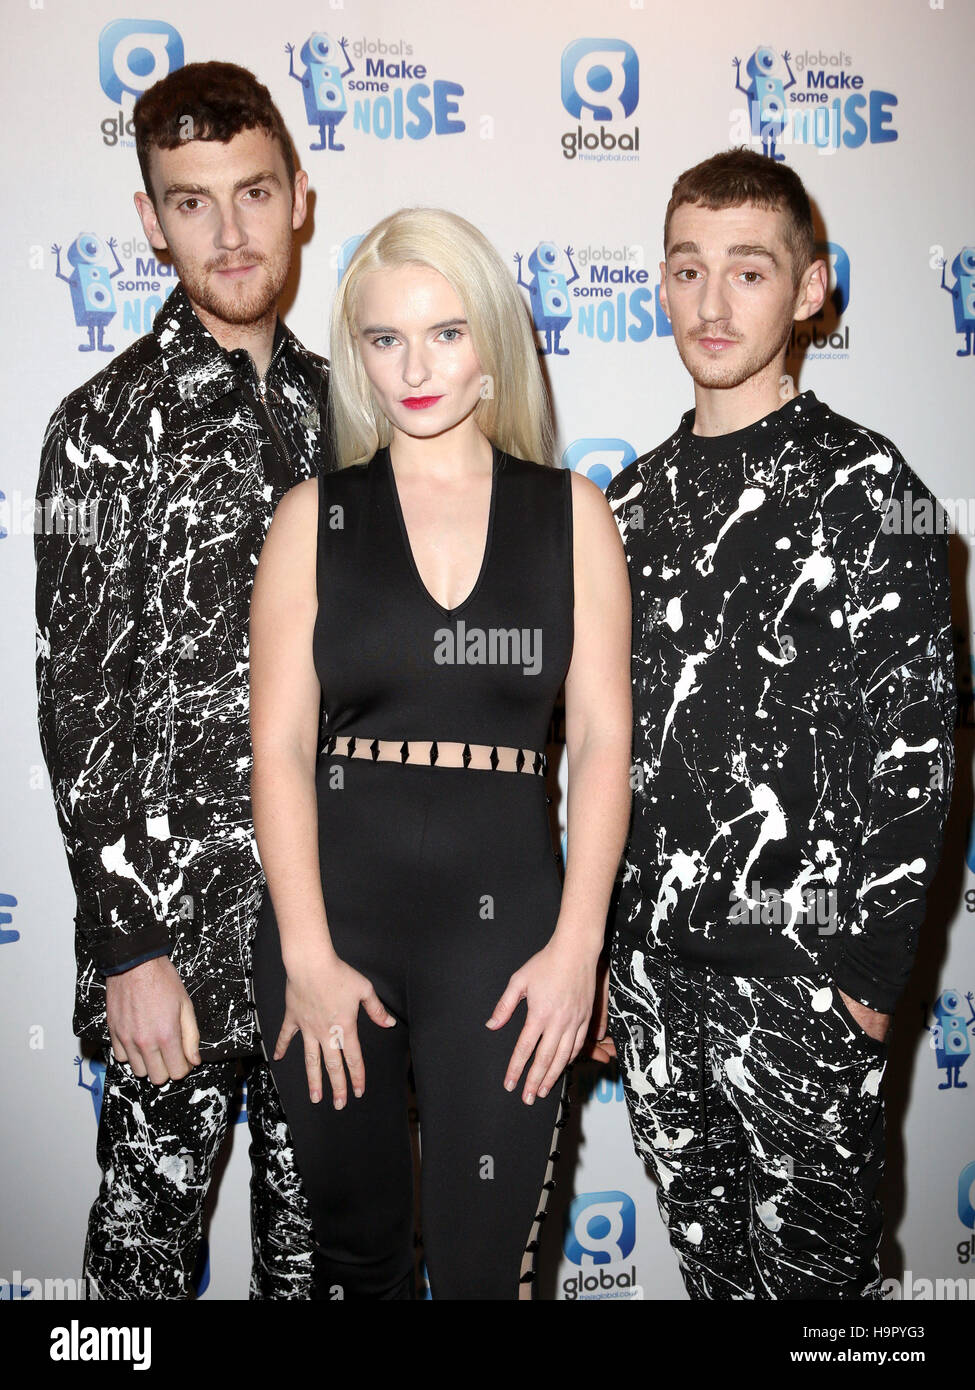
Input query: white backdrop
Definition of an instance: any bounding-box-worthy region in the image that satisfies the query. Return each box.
[2,0,973,1301]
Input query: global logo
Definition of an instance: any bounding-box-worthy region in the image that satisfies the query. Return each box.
[562,1190,640,1299]
[564,1190,636,1265]
[560,39,640,163]
[818,240,850,316]
[514,238,669,352]
[99,19,184,102]
[730,45,897,161]
[0,893,18,945]
[562,439,638,492]
[286,32,465,149]
[958,1160,975,1266]
[790,240,851,357]
[98,20,184,147]
[335,234,365,285]
[960,1161,975,1230]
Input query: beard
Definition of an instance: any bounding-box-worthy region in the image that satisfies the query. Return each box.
[173,248,290,326]
[675,307,795,391]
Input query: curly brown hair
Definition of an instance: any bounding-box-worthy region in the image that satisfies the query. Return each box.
[134,61,297,201]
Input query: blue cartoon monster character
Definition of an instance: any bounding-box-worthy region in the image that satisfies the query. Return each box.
[940,247,975,357]
[733,47,796,161]
[52,234,124,353]
[928,990,975,1090]
[514,243,579,356]
[75,1055,107,1123]
[287,34,354,152]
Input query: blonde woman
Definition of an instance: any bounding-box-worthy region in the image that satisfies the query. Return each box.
[250,207,631,1299]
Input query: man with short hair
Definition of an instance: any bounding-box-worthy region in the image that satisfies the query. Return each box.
[35,61,325,1298]
[604,147,954,1298]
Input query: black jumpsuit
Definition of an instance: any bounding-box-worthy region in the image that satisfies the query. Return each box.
[252,443,575,1299]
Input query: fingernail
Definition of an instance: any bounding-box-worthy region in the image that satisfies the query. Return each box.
[524,1092,535,1105]
[334,1097,345,1110]
[504,1078,515,1091]
[311,1092,320,1103]
[538,1086,548,1098]
[486,1019,497,1029]
[354,1088,363,1098]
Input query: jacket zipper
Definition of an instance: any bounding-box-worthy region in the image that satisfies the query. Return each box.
[249,336,292,489]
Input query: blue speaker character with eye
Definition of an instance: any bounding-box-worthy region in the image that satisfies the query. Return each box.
[75,1055,107,1123]
[733,47,796,161]
[514,243,579,356]
[940,247,975,358]
[929,989,975,1089]
[286,34,354,152]
[53,234,124,353]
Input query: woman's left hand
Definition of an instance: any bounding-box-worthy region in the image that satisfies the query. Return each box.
[486,937,598,1103]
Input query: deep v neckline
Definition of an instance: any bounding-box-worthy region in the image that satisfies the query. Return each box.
[384,443,501,618]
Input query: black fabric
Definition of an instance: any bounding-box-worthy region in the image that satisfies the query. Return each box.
[604,392,955,1012]
[313,446,574,752]
[253,449,574,1298]
[83,1056,313,1299]
[609,942,888,1299]
[35,282,331,1058]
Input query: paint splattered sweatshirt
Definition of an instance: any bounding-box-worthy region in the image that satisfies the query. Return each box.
[35,283,330,1058]
[605,391,955,1014]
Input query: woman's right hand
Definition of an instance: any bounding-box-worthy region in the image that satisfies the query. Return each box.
[274,944,396,1107]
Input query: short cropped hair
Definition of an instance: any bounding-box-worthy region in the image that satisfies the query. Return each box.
[664,147,815,287]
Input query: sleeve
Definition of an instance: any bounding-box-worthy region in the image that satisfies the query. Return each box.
[821,441,955,1013]
[34,398,169,974]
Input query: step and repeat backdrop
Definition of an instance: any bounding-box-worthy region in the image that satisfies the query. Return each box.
[2,0,973,1301]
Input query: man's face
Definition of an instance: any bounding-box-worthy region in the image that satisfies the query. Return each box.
[134,126,307,327]
[659,201,824,391]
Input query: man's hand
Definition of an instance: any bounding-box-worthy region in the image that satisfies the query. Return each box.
[582,958,617,1063]
[106,956,201,1084]
[838,986,891,1043]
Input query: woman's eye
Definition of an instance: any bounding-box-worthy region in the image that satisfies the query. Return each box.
[440,328,462,342]
[372,335,397,348]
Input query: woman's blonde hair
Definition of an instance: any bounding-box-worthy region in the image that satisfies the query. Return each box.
[328,207,554,469]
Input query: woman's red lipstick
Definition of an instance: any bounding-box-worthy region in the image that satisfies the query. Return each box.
[400,395,443,410]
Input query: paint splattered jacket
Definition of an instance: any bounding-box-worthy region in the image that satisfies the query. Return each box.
[35,282,330,1058]
[605,392,955,1014]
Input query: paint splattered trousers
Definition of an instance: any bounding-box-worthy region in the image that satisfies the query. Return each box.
[84,1055,313,1299]
[608,942,889,1299]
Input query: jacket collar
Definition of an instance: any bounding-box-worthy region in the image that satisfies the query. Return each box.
[153,280,291,409]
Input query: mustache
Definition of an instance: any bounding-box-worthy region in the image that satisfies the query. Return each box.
[689,326,741,341]
[208,255,267,272]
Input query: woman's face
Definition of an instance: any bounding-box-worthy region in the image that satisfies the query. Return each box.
[353,263,485,442]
